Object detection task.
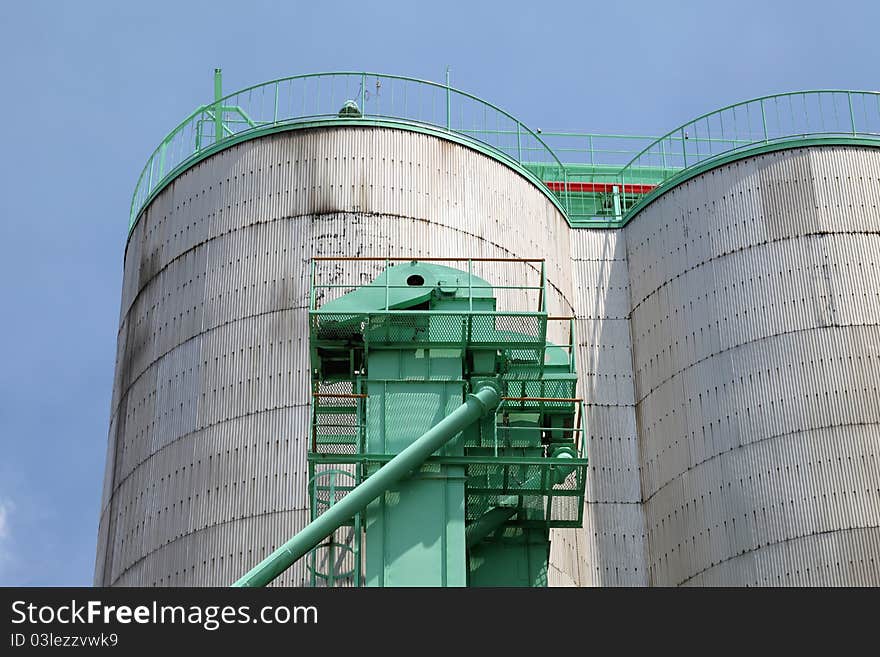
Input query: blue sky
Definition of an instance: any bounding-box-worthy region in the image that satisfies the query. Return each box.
[0,0,878,586]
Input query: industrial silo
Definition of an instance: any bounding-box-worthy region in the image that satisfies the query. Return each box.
[96,76,880,587]
[94,72,581,586]
[616,91,880,585]
[625,143,880,586]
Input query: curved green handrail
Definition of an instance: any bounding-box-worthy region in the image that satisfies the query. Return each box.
[130,81,880,233]
[128,71,569,232]
[618,89,880,220]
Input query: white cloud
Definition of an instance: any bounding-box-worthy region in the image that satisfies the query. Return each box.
[0,500,20,585]
[0,499,12,568]
[0,500,8,540]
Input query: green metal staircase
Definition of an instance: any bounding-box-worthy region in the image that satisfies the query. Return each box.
[233,257,587,587]
[304,258,587,587]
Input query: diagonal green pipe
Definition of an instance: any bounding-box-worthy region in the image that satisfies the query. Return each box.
[232,383,501,587]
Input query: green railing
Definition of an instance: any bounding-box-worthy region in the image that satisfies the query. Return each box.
[128,71,568,230]
[309,256,547,312]
[450,130,659,166]
[535,132,658,166]
[618,90,880,220]
[130,79,880,231]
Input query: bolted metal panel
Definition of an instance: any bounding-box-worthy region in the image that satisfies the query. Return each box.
[201,221,312,331]
[548,529,581,586]
[626,146,880,311]
[110,510,312,587]
[576,319,637,407]
[682,526,880,587]
[626,145,880,587]
[196,309,313,426]
[562,229,648,587]
[583,406,642,504]
[811,147,880,233]
[580,502,649,586]
[629,234,880,404]
[98,126,575,586]
[649,425,880,586]
[104,406,312,584]
[638,326,880,498]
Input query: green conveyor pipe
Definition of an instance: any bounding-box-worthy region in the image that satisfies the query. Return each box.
[232,384,501,587]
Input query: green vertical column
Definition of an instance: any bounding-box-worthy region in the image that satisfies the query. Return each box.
[214,68,223,144]
[848,92,857,134]
[365,348,468,587]
[445,66,451,130]
[361,73,366,116]
[760,99,769,142]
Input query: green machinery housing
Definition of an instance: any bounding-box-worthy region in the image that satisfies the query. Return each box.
[234,257,587,587]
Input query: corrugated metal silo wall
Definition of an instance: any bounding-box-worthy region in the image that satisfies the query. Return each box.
[625,146,880,586]
[555,230,648,585]
[95,126,581,586]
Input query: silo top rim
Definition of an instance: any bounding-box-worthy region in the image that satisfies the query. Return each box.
[127,70,567,235]
[128,73,880,236]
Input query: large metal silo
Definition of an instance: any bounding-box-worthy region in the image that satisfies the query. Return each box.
[625,145,880,586]
[95,125,576,586]
[97,77,880,588]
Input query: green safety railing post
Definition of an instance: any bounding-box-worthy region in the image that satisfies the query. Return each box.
[273,81,279,124]
[516,123,522,161]
[308,468,316,587]
[384,258,390,310]
[354,509,362,587]
[309,260,316,310]
[214,68,223,144]
[467,259,474,344]
[195,112,203,151]
[310,390,317,453]
[158,140,168,178]
[761,98,769,142]
[358,393,365,453]
[539,261,546,312]
[146,157,154,196]
[446,66,451,131]
[361,73,366,116]
[328,474,337,587]
[848,92,857,134]
[563,167,570,213]
[493,402,499,458]
[468,259,473,312]
[681,127,688,167]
